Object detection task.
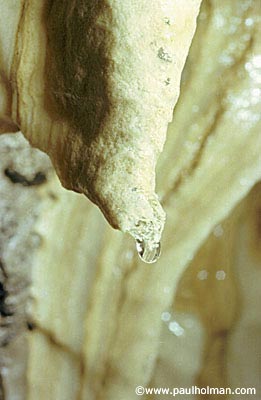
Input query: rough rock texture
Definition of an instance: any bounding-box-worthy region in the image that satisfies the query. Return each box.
[1,0,202,252]
[0,133,52,399]
[0,0,260,399]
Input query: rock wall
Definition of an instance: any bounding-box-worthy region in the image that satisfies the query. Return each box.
[0,0,260,399]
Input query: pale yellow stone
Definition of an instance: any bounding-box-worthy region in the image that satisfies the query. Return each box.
[27,331,81,400]
[0,1,260,399]
[0,0,201,251]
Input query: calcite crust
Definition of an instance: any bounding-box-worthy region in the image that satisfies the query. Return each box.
[1,0,201,250]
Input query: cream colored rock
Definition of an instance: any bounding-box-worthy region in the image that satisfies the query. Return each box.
[0,0,261,399]
[0,0,201,253]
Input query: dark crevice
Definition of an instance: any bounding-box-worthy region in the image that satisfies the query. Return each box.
[26,321,35,331]
[0,282,13,318]
[0,374,5,400]
[4,168,47,186]
[0,261,7,280]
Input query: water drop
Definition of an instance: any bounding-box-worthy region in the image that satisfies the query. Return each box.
[168,320,185,337]
[216,270,226,280]
[245,18,254,27]
[213,224,224,237]
[197,269,208,280]
[161,311,171,322]
[136,240,161,264]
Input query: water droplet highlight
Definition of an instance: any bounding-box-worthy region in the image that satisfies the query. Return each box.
[136,240,161,264]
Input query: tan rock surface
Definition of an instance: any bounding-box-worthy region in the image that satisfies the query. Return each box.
[0,0,260,399]
[0,0,201,252]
